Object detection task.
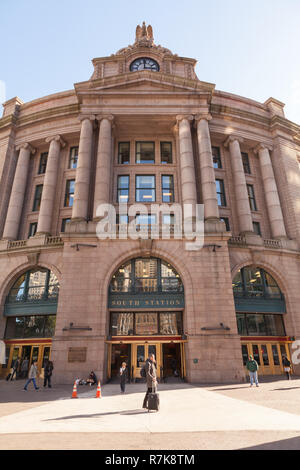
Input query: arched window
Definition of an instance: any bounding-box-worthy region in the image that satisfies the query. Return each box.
[110,258,183,294]
[233,266,282,299]
[6,268,59,304]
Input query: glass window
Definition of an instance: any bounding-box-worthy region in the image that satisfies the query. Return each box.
[160,142,172,164]
[272,345,280,365]
[212,146,222,169]
[162,175,174,202]
[110,312,134,336]
[246,314,266,335]
[261,345,269,365]
[160,312,182,335]
[253,221,261,236]
[110,261,132,293]
[136,175,156,202]
[135,258,158,293]
[247,184,257,211]
[136,345,145,367]
[242,152,251,174]
[220,217,230,231]
[5,315,55,339]
[135,214,156,227]
[117,175,130,203]
[244,267,264,297]
[162,214,175,225]
[135,313,158,335]
[241,345,249,365]
[116,214,129,225]
[265,315,285,336]
[118,142,130,165]
[7,269,59,304]
[252,344,261,365]
[28,222,37,238]
[44,316,56,337]
[8,274,26,302]
[216,179,226,206]
[38,152,48,174]
[236,314,247,335]
[161,261,183,292]
[264,272,281,298]
[33,185,43,212]
[136,142,155,164]
[69,147,78,169]
[64,180,75,207]
[61,218,71,232]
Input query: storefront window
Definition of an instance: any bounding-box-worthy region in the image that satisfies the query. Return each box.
[5,315,56,339]
[110,313,134,336]
[135,313,158,335]
[236,313,286,337]
[110,312,183,336]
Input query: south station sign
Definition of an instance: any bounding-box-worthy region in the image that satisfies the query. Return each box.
[109,294,184,309]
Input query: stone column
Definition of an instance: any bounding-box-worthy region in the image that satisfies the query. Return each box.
[224,135,253,234]
[2,143,36,240]
[72,116,95,220]
[176,115,197,207]
[254,143,287,239]
[195,114,219,220]
[36,135,66,235]
[93,115,114,218]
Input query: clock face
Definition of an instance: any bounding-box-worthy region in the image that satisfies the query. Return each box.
[130,57,159,72]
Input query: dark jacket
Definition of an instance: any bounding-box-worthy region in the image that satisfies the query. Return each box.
[246,359,259,372]
[44,361,54,377]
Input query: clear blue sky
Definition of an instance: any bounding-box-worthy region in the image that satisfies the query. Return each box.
[1,0,300,124]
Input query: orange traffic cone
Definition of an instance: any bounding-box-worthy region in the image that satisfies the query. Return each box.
[95,381,101,398]
[71,381,78,398]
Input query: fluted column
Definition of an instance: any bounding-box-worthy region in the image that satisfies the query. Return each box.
[225,135,253,234]
[254,143,287,239]
[195,114,219,220]
[3,143,36,240]
[36,135,66,235]
[93,115,114,217]
[176,115,197,207]
[72,116,95,220]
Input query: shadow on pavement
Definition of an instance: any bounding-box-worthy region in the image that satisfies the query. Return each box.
[44,409,147,421]
[241,435,300,450]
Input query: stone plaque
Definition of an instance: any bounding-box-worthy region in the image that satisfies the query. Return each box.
[68,347,87,363]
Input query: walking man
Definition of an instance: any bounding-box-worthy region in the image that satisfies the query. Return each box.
[246,355,259,387]
[142,353,157,409]
[10,357,20,380]
[24,361,39,391]
[119,362,128,394]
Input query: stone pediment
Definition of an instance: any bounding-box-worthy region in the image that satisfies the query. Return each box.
[75,72,215,100]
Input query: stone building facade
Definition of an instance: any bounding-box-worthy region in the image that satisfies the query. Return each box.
[0,23,299,384]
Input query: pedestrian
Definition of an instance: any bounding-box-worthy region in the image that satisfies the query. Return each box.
[142,353,157,408]
[43,359,54,388]
[10,357,20,381]
[282,355,292,380]
[120,362,128,393]
[23,361,39,391]
[86,370,97,386]
[246,355,259,387]
[20,357,29,379]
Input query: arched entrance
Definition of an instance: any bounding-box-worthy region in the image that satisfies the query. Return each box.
[1,267,59,379]
[233,265,292,376]
[107,257,186,381]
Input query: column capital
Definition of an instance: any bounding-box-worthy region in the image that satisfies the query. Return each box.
[78,114,97,123]
[15,142,36,154]
[194,113,212,123]
[224,134,244,148]
[45,134,66,148]
[176,114,194,124]
[96,114,114,123]
[253,142,273,155]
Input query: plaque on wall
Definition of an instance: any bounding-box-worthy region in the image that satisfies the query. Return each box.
[68,347,87,363]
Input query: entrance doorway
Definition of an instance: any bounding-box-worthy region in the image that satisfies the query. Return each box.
[111,344,131,380]
[241,341,292,376]
[0,342,52,379]
[162,343,181,379]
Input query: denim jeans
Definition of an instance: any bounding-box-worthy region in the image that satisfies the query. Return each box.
[24,378,38,390]
[249,371,259,386]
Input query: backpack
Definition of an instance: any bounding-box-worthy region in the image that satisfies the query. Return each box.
[140,366,146,378]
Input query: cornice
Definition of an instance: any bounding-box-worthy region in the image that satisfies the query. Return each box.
[14,103,80,129]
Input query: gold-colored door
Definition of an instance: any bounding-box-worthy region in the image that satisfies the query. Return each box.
[132,343,161,379]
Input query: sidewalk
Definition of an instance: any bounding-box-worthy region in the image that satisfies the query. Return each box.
[1,377,300,449]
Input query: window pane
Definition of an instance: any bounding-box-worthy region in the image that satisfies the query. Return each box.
[136,345,145,367]
[241,345,248,365]
[244,267,264,296]
[69,147,78,169]
[264,273,281,298]
[28,223,37,238]
[253,221,261,236]
[8,274,26,302]
[212,146,222,169]
[111,312,134,336]
[264,314,285,336]
[135,313,158,335]
[161,142,172,164]
[38,153,48,174]
[33,185,43,211]
[246,314,266,335]
[252,344,261,365]
[136,175,155,202]
[61,218,71,232]
[247,185,257,211]
[65,180,75,207]
[160,312,182,335]
[220,217,230,231]
[136,142,155,164]
[216,179,226,206]
[162,175,174,202]
[118,142,130,164]
[261,345,269,365]
[236,314,247,335]
[24,316,45,338]
[232,270,243,296]
[272,345,280,365]
[242,152,251,174]
[117,176,129,202]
